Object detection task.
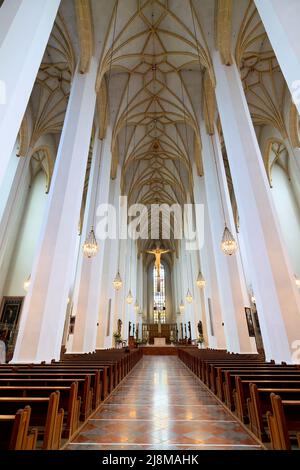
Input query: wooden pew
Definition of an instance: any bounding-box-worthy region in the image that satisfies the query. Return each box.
[10,365,108,401]
[224,371,300,410]
[248,384,300,441]
[0,406,37,450]
[0,384,79,438]
[0,371,95,418]
[0,392,63,449]
[267,394,300,449]
[0,376,94,412]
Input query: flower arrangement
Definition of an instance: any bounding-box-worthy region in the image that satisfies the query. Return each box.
[197,334,204,344]
[113,332,122,344]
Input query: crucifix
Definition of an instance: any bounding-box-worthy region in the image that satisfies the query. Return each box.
[145,244,172,291]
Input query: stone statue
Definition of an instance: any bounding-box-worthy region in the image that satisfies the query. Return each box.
[145,243,172,291]
[197,320,203,336]
[133,324,135,337]
[117,318,122,336]
[188,321,191,341]
[128,321,132,337]
[136,323,139,340]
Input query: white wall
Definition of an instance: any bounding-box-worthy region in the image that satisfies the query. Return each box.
[271,163,300,275]
[4,171,48,296]
[0,142,19,221]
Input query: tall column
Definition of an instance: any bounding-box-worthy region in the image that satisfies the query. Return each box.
[0,151,31,298]
[192,161,226,348]
[254,0,300,116]
[72,139,111,353]
[13,60,98,363]
[201,121,254,353]
[213,52,300,363]
[96,161,122,349]
[0,0,61,188]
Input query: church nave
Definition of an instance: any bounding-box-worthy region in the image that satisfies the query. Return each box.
[68,356,262,450]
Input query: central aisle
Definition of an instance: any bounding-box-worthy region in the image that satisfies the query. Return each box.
[68,356,262,450]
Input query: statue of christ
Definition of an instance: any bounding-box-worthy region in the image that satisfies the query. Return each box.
[145,244,172,291]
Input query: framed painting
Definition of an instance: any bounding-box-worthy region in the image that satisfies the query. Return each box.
[252,308,261,330]
[69,316,76,335]
[0,297,23,328]
[0,296,24,344]
[245,307,255,337]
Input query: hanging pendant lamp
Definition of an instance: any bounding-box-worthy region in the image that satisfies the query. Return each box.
[186,289,193,304]
[221,225,237,256]
[126,289,133,304]
[196,271,206,288]
[113,271,123,290]
[83,227,98,258]
[179,301,185,314]
[23,274,31,292]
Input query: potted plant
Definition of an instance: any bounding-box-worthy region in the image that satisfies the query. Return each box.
[197,334,205,349]
[113,331,122,348]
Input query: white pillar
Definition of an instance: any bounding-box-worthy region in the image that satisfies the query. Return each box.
[254,0,300,116]
[201,121,253,353]
[70,137,104,353]
[96,162,124,349]
[0,0,61,188]
[13,60,98,363]
[0,151,31,298]
[192,161,226,348]
[213,52,300,363]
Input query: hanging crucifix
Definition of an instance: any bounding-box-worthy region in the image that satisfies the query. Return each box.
[145,244,172,291]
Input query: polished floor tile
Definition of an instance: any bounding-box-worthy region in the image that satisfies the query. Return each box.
[68,356,262,450]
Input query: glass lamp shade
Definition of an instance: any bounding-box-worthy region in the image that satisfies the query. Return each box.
[23,275,31,292]
[196,271,206,288]
[126,289,133,304]
[186,289,193,304]
[295,275,300,288]
[113,271,123,290]
[134,301,139,311]
[221,226,237,256]
[83,228,98,258]
[179,301,185,313]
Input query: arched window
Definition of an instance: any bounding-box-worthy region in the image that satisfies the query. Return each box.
[153,262,166,323]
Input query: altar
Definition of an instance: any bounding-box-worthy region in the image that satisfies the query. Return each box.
[153,337,166,346]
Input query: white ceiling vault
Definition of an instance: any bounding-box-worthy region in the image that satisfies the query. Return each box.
[20,0,299,265]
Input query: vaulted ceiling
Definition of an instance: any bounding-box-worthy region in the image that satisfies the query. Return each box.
[21,0,299,265]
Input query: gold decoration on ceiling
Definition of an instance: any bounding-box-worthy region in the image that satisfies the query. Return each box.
[289,103,300,149]
[30,147,54,193]
[236,1,287,138]
[263,138,289,187]
[215,0,233,66]
[75,0,94,73]
[202,69,216,136]
[97,76,109,140]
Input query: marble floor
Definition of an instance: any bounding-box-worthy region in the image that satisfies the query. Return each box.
[67,356,262,450]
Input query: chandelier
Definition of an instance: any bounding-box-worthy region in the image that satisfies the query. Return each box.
[23,275,31,292]
[134,301,139,312]
[186,289,193,304]
[83,227,98,258]
[126,289,133,304]
[196,271,206,288]
[179,301,185,314]
[221,226,238,256]
[113,271,123,290]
